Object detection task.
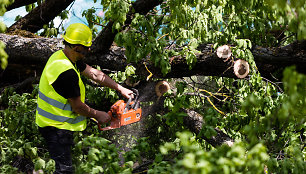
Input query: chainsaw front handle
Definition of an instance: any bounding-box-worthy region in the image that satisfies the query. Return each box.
[131,88,139,100]
[130,88,140,109]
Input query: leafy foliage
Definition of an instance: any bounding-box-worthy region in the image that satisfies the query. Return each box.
[146,66,305,174]
[151,132,269,174]
[266,0,306,40]
[0,0,11,69]
[110,0,299,75]
[0,87,55,173]
[1,0,305,173]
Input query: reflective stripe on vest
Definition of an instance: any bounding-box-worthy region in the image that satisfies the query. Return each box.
[38,91,72,111]
[37,90,85,124]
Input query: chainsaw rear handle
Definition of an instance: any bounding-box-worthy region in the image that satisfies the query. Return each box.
[98,111,116,131]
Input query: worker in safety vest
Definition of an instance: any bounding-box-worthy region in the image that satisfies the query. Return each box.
[35,23,133,173]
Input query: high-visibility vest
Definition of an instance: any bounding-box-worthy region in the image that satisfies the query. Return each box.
[36,50,87,131]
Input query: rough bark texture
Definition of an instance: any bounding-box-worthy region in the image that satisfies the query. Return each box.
[7,0,74,33]
[184,109,234,147]
[0,34,63,65]
[1,33,305,80]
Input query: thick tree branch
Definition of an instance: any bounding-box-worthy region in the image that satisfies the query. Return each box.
[92,0,163,54]
[119,81,234,147]
[1,34,305,79]
[7,0,74,33]
[0,34,63,65]
[5,0,37,12]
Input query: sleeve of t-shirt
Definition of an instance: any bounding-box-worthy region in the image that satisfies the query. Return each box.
[52,69,80,99]
[76,60,87,72]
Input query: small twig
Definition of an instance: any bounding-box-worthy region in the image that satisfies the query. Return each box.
[93,21,107,28]
[277,33,295,47]
[182,79,227,116]
[269,73,279,81]
[157,33,169,40]
[71,10,88,24]
[184,92,209,98]
[261,76,283,93]
[58,0,75,30]
[276,139,290,160]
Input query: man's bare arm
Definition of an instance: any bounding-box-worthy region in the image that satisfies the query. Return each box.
[81,64,133,98]
[68,96,110,123]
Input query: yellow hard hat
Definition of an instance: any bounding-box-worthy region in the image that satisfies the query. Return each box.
[63,23,92,47]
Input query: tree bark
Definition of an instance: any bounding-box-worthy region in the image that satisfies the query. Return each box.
[7,0,74,33]
[0,34,63,65]
[5,0,37,12]
[1,33,305,80]
[183,109,234,147]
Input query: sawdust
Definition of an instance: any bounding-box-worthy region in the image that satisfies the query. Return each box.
[102,81,163,164]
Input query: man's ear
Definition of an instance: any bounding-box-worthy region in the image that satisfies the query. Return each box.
[71,45,79,52]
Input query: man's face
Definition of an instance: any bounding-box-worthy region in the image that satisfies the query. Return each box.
[73,45,90,60]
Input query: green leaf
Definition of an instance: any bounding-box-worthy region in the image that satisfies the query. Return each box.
[45,159,55,173]
[88,148,100,161]
[114,22,121,30]
[92,166,103,173]
[125,161,134,168]
[34,158,45,171]
[182,153,195,168]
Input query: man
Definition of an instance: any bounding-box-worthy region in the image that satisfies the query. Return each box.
[35,23,133,173]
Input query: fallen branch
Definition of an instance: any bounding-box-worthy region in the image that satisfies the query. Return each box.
[1,34,305,80]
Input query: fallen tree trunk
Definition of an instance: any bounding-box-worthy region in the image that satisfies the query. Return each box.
[1,33,305,80]
[0,34,63,65]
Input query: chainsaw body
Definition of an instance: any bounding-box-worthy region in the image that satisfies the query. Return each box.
[99,90,142,131]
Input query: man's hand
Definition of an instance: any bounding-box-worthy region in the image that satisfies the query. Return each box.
[93,110,111,124]
[119,86,134,99]
[68,97,111,123]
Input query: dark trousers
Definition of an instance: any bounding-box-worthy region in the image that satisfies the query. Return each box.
[39,127,74,174]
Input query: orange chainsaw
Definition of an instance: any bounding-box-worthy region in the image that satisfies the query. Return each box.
[98,89,142,131]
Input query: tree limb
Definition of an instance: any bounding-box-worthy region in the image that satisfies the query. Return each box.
[0,34,63,65]
[7,0,74,33]
[92,0,163,54]
[5,0,37,12]
[1,34,305,79]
